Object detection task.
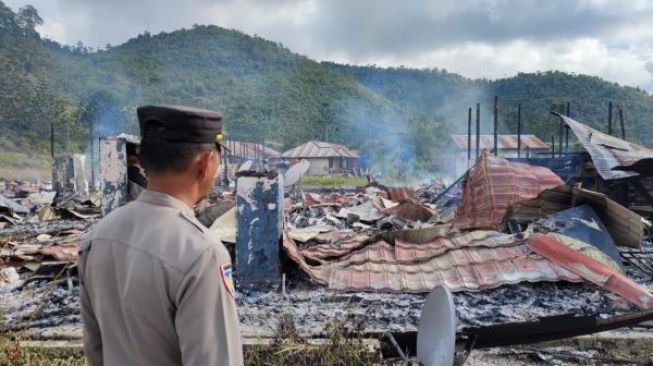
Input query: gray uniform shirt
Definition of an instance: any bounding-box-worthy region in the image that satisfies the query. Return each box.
[78,190,243,366]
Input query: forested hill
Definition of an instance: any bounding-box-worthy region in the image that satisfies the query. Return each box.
[327,65,653,143]
[1,0,653,175]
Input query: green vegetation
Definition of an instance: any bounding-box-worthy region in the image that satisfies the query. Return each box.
[299,175,368,187]
[0,321,385,365]
[1,1,653,178]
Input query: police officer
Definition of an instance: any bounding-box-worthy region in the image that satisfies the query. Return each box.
[78,105,243,365]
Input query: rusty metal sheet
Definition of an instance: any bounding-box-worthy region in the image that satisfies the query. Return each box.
[300,234,370,260]
[557,113,653,180]
[283,229,586,293]
[380,201,434,222]
[282,141,359,159]
[386,187,415,202]
[529,233,653,309]
[394,231,523,262]
[451,135,550,150]
[502,184,644,248]
[40,243,79,262]
[454,150,564,230]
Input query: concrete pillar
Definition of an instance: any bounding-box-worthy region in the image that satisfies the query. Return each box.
[52,154,89,205]
[235,170,284,290]
[99,137,129,216]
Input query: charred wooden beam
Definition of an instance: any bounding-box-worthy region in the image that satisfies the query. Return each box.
[608,101,613,135]
[475,103,480,162]
[517,103,521,158]
[467,107,472,163]
[493,96,498,156]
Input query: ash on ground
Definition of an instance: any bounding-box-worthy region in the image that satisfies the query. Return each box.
[0,278,630,338]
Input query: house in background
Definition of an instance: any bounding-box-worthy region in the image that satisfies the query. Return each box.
[450,134,551,177]
[222,139,281,163]
[282,141,359,175]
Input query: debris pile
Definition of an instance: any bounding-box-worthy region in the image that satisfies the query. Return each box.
[2,138,653,349]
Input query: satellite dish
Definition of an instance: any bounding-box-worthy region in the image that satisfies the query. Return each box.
[417,285,456,366]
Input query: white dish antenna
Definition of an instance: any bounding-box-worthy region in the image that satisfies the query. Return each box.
[417,285,456,366]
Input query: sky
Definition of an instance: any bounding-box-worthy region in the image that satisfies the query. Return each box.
[6,0,653,92]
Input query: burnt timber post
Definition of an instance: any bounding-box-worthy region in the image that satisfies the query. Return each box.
[608,101,613,135]
[565,102,570,153]
[619,107,626,139]
[517,103,521,158]
[236,170,284,290]
[475,103,480,162]
[50,121,55,158]
[493,96,498,156]
[467,107,472,164]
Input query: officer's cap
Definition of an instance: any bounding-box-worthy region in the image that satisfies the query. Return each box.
[137,105,224,144]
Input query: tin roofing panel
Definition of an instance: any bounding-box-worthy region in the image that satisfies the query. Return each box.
[282,229,606,293]
[451,135,550,150]
[557,113,653,180]
[282,141,359,159]
[454,150,564,230]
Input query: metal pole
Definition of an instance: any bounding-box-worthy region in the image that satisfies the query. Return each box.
[493,95,498,156]
[475,103,480,162]
[566,102,570,117]
[619,107,626,139]
[467,107,472,164]
[90,120,95,187]
[517,103,521,158]
[565,126,569,153]
[608,101,613,135]
[559,106,563,157]
[551,136,555,159]
[50,120,54,157]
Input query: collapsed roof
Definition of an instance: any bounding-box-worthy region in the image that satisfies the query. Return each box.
[556,113,653,180]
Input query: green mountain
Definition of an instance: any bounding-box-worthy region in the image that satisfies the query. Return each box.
[1,0,652,178]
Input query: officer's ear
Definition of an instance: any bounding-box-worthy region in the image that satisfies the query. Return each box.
[194,149,214,179]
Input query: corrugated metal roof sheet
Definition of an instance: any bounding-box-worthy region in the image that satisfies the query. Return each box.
[223,140,281,159]
[451,135,550,150]
[282,141,359,159]
[284,228,646,299]
[529,233,653,309]
[454,150,564,230]
[502,184,644,249]
[557,113,653,180]
[283,229,587,293]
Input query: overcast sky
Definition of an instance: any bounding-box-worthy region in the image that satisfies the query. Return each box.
[6,0,653,92]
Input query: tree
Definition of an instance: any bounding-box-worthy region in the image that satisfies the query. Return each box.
[15,5,42,37]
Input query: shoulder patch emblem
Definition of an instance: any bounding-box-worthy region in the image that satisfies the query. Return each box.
[220,263,235,299]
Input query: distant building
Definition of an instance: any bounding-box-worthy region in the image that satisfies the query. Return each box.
[282,141,359,175]
[450,134,550,177]
[222,139,281,162]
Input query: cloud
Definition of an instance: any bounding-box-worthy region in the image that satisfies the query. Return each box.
[4,0,653,91]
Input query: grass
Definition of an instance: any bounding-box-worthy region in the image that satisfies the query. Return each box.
[299,175,368,187]
[0,337,85,366]
[0,322,391,365]
[0,152,51,181]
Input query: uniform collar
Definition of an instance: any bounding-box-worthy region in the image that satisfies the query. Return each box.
[137,190,195,216]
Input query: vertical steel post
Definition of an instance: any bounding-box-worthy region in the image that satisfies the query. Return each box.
[493,96,498,156]
[475,103,480,162]
[619,107,626,139]
[517,103,521,158]
[608,101,613,135]
[467,107,472,164]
